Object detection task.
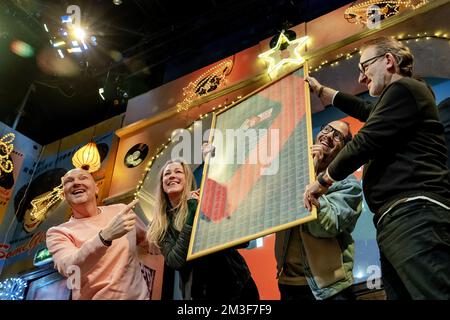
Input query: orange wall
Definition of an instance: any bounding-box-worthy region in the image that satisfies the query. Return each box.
[239,234,280,300]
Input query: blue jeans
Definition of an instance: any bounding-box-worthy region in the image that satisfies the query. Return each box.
[376,200,450,299]
[278,284,355,300]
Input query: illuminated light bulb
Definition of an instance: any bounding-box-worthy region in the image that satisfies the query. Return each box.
[73,27,86,40]
[0,133,15,176]
[98,88,105,100]
[28,184,64,227]
[68,47,82,53]
[52,41,66,48]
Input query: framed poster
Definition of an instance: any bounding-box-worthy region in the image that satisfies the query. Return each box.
[187,66,317,260]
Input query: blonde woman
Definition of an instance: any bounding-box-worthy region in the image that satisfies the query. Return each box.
[147,159,259,300]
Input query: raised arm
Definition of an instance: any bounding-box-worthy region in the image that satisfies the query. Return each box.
[306,76,374,122]
[328,82,420,181]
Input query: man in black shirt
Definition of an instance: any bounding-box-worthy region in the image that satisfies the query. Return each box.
[304,37,450,299]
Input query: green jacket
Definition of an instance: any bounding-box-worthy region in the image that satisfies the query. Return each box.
[275,174,362,299]
[161,199,252,300]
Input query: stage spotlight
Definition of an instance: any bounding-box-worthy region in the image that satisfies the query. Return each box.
[68,47,82,53]
[113,0,123,5]
[99,88,105,100]
[52,41,66,48]
[73,27,86,40]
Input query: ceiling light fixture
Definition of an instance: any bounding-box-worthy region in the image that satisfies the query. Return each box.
[73,27,86,40]
[98,88,105,100]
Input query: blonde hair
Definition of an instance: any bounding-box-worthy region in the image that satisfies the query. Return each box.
[362,37,414,77]
[146,159,195,248]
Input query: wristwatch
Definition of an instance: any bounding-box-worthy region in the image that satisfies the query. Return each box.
[99,230,112,247]
[318,86,324,98]
[317,172,332,188]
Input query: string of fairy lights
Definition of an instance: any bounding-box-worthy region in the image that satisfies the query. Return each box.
[344,0,429,25]
[4,30,448,211]
[176,59,234,113]
[308,31,450,73]
[132,30,449,200]
[0,278,27,300]
[133,95,243,199]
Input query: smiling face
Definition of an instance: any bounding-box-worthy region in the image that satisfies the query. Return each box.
[358,46,390,97]
[316,121,349,166]
[62,169,98,207]
[162,162,187,199]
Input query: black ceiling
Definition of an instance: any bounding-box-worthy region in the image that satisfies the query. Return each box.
[0,0,351,145]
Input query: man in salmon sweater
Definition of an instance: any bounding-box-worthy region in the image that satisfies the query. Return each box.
[46,168,149,300]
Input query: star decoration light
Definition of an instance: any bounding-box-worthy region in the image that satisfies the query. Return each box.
[258,32,309,78]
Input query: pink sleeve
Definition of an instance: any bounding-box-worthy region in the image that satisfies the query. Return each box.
[46,227,108,278]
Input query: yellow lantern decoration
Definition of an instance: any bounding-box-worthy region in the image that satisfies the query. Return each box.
[72,142,101,173]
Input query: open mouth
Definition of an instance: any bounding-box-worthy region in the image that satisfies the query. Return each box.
[72,189,86,195]
[319,139,332,149]
[167,181,179,186]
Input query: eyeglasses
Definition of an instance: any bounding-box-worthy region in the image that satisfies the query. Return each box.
[320,124,345,142]
[358,53,386,74]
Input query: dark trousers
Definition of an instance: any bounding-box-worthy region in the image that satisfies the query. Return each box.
[278,283,355,300]
[234,277,260,301]
[376,200,450,300]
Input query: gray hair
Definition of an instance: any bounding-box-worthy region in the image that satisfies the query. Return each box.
[361,37,414,77]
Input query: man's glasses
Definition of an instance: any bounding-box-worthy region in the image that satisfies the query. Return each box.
[320,124,345,142]
[358,53,386,74]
